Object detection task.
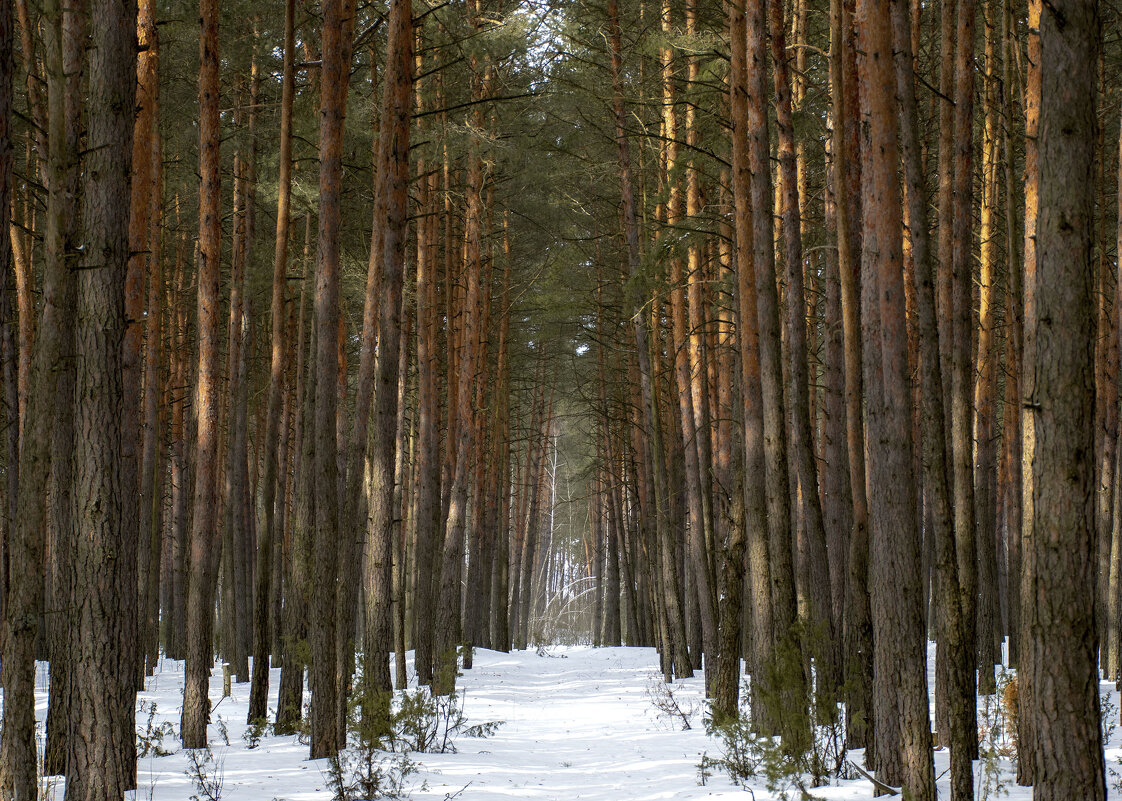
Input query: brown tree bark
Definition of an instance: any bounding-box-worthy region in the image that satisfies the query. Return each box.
[223,138,251,684]
[891,0,972,794]
[721,0,770,723]
[489,223,513,651]
[412,103,442,684]
[0,0,11,658]
[682,0,718,683]
[334,26,391,738]
[999,0,1023,670]
[1110,114,1122,684]
[830,0,873,753]
[950,0,979,733]
[166,224,190,662]
[856,0,934,795]
[821,123,851,660]
[973,0,1001,695]
[40,0,82,778]
[66,0,136,795]
[181,0,223,750]
[606,0,690,679]
[1016,0,1041,785]
[248,0,295,726]
[746,0,806,746]
[1,0,80,790]
[276,270,314,736]
[133,0,162,685]
[1029,2,1104,797]
[309,0,356,759]
[359,0,412,721]
[0,0,21,787]
[434,11,484,690]
[768,0,835,692]
[119,0,147,743]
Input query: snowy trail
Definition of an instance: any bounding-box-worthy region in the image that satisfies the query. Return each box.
[414,648,711,799]
[131,647,740,801]
[34,645,1119,800]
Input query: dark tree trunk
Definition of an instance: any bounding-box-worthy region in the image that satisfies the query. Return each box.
[746,0,806,746]
[41,0,82,777]
[276,274,314,736]
[0,0,11,657]
[181,0,223,750]
[721,0,769,722]
[950,0,979,743]
[133,0,162,685]
[412,140,441,685]
[856,0,934,794]
[359,0,412,723]
[1029,1,1104,796]
[1,0,80,790]
[891,0,972,794]
[309,0,356,759]
[768,0,835,691]
[66,0,136,796]
[1016,0,1041,785]
[434,23,484,691]
[249,0,295,725]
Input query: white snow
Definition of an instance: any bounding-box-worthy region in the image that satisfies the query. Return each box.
[27,644,1122,799]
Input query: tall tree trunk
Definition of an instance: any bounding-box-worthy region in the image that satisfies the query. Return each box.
[721,0,770,722]
[181,0,223,750]
[223,143,251,684]
[40,0,82,778]
[0,0,21,785]
[66,0,136,796]
[309,0,355,759]
[1029,2,1103,797]
[831,0,872,753]
[997,0,1023,673]
[746,0,806,746]
[973,0,1001,696]
[489,229,512,651]
[683,0,718,684]
[1,0,80,790]
[768,0,835,692]
[359,0,412,723]
[133,0,162,686]
[951,0,979,736]
[0,0,11,666]
[891,0,972,794]
[606,0,690,678]
[412,106,441,684]
[856,0,934,795]
[434,10,484,690]
[276,271,313,736]
[1016,0,1041,784]
[1111,113,1122,684]
[119,0,147,755]
[166,226,190,662]
[248,0,295,726]
[821,120,851,665]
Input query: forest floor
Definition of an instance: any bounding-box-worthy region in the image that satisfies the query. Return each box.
[32,645,1122,799]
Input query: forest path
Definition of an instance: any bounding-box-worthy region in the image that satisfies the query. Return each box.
[120,646,997,800]
[420,646,707,799]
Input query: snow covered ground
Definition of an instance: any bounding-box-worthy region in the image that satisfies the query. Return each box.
[29,645,1122,799]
